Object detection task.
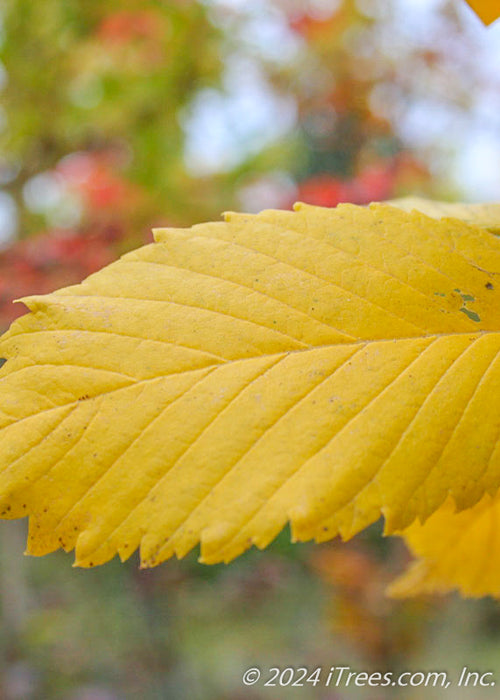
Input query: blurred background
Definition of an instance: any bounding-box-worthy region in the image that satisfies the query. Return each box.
[1,0,500,698]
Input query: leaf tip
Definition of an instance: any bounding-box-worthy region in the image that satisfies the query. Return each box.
[152,227,167,243]
[386,560,451,599]
[386,561,428,599]
[15,295,49,313]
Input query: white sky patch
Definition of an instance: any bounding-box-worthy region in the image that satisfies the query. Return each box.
[23,171,82,228]
[238,171,297,212]
[397,99,466,148]
[183,56,296,175]
[453,130,500,201]
[0,192,17,246]
[235,12,301,63]
[23,172,66,213]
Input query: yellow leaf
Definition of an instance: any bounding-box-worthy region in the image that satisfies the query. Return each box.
[464,0,500,24]
[0,202,499,571]
[389,493,500,598]
[388,196,500,233]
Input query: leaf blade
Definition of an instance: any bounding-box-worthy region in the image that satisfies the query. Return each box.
[464,0,500,25]
[390,492,500,598]
[0,202,499,572]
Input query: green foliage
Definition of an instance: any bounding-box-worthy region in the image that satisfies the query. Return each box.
[0,0,224,232]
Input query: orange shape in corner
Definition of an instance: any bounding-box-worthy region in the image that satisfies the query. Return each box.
[466,0,500,24]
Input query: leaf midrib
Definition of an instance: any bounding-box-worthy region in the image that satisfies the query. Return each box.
[1,329,496,446]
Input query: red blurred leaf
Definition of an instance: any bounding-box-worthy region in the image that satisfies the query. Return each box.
[97,10,164,44]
